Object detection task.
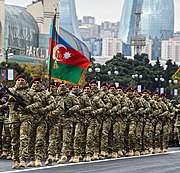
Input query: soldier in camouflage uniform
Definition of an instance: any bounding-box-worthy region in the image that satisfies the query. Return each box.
[107,84,121,158]
[45,81,64,165]
[116,86,127,156]
[99,82,112,159]
[150,91,163,154]
[0,83,11,159]
[123,87,135,156]
[141,89,153,154]
[89,80,105,160]
[70,85,92,163]
[159,93,175,152]
[57,82,80,164]
[83,83,105,162]
[9,74,35,168]
[26,77,54,167]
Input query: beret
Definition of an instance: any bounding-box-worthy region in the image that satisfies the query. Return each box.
[90,80,98,85]
[31,77,41,84]
[16,74,26,81]
[124,86,132,93]
[108,83,116,89]
[100,82,108,88]
[83,83,90,89]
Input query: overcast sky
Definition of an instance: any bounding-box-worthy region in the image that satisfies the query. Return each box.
[5,0,180,32]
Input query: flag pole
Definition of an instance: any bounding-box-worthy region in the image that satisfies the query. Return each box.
[48,9,57,91]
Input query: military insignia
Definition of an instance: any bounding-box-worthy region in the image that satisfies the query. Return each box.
[172,68,180,81]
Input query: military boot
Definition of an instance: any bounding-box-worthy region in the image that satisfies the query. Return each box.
[140,150,146,155]
[0,151,7,158]
[55,154,59,161]
[6,154,12,160]
[35,159,42,167]
[19,161,26,168]
[112,152,118,158]
[118,150,124,157]
[73,156,79,163]
[163,148,168,152]
[126,150,134,157]
[92,153,99,160]
[12,161,20,169]
[134,151,140,156]
[145,149,150,155]
[83,156,91,162]
[27,161,35,167]
[69,157,74,163]
[152,148,159,154]
[57,155,67,164]
[45,155,54,165]
[99,151,107,159]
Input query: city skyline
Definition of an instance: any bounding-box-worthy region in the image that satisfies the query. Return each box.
[5,0,180,32]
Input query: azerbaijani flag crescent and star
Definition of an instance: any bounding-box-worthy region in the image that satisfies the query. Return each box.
[46,14,90,85]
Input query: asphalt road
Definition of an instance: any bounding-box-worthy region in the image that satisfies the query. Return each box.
[1,148,180,173]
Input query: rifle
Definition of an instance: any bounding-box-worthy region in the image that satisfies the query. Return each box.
[4,86,26,110]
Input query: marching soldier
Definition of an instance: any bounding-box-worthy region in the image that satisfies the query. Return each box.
[57,82,80,164]
[9,74,34,168]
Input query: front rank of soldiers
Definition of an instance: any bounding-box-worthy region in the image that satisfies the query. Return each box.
[0,74,179,169]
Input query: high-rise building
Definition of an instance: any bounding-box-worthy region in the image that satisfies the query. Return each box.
[102,38,123,57]
[161,38,180,64]
[59,0,82,40]
[119,0,174,59]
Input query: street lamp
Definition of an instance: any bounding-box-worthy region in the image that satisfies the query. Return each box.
[168,79,178,96]
[154,75,164,93]
[132,72,143,85]
[87,66,101,81]
[107,69,119,84]
[0,47,14,81]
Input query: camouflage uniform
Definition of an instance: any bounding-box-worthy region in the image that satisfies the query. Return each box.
[27,85,54,167]
[45,89,64,165]
[0,90,10,158]
[71,88,92,162]
[107,87,121,158]
[57,87,80,164]
[124,90,135,156]
[83,89,105,161]
[141,94,153,154]
[117,93,129,155]
[159,95,176,152]
[150,93,163,153]
[99,90,112,158]
[9,82,32,167]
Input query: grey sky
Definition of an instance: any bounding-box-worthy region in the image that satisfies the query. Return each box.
[5,0,180,32]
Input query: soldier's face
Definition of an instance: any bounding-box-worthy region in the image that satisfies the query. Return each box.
[133,90,138,95]
[50,85,57,92]
[84,87,91,94]
[153,94,159,100]
[32,81,41,88]
[16,78,26,86]
[90,83,97,90]
[117,89,123,95]
[109,87,116,93]
[72,85,80,92]
[58,84,66,91]
[101,86,108,92]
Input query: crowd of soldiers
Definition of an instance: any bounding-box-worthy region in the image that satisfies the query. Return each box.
[0,74,179,169]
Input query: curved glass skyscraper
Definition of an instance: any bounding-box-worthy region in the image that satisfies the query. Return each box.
[59,0,82,40]
[119,0,174,59]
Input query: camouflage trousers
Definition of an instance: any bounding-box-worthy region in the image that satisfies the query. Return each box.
[28,120,47,161]
[61,119,74,157]
[143,121,152,150]
[124,120,136,152]
[48,123,62,158]
[85,119,98,157]
[11,120,30,162]
[73,122,86,156]
[152,121,161,149]
[2,121,11,153]
[101,118,111,153]
[160,122,171,150]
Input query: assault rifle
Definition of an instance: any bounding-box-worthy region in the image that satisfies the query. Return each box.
[3,86,26,110]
